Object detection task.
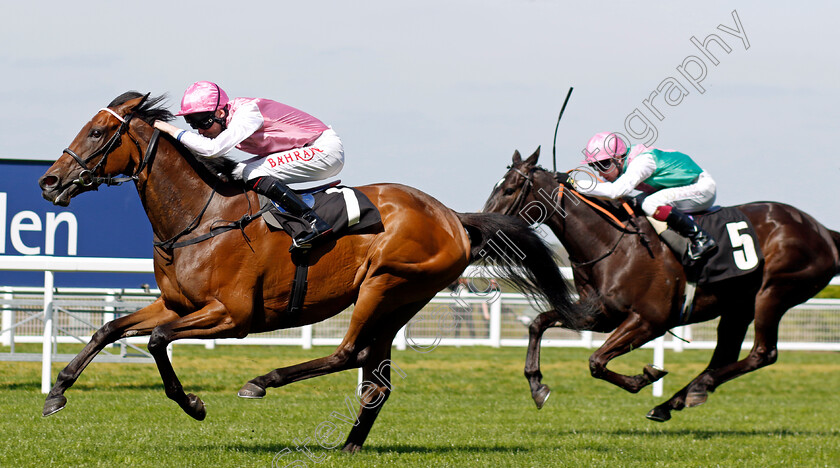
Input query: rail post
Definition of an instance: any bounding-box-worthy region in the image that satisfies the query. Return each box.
[301,324,313,350]
[652,336,665,397]
[40,270,55,394]
[1,289,12,347]
[489,295,502,347]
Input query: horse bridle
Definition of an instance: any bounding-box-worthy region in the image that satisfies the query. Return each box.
[501,166,535,216]
[59,97,263,252]
[62,94,158,188]
[500,165,645,266]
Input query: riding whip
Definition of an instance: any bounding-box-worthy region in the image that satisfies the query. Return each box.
[552,87,574,172]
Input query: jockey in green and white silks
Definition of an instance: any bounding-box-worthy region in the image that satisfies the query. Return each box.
[576,132,718,261]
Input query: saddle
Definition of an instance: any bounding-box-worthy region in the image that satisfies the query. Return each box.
[646,206,764,285]
[258,180,383,243]
[257,181,383,315]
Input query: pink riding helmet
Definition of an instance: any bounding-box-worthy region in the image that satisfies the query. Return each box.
[176,81,230,116]
[581,132,628,164]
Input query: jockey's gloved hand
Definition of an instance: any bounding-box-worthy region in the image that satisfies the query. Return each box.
[555,172,576,188]
[626,193,646,212]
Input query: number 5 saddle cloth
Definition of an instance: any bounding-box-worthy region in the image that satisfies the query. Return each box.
[649,206,764,285]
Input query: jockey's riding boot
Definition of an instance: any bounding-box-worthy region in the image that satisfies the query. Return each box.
[663,208,718,261]
[251,177,333,250]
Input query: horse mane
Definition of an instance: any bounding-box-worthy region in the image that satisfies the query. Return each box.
[110,91,243,190]
[108,91,175,124]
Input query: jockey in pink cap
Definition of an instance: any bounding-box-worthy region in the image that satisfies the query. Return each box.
[154,81,343,251]
[575,132,718,261]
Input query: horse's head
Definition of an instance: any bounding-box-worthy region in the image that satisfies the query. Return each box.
[482,147,543,215]
[39,92,172,206]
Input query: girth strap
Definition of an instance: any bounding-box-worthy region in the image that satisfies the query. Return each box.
[287,252,310,315]
[153,203,272,251]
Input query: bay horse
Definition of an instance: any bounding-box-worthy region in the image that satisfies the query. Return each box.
[37,93,592,452]
[483,147,840,421]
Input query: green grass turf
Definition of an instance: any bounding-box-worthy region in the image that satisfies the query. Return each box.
[1,344,838,467]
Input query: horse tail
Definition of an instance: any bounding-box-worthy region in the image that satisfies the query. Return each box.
[455,212,596,330]
[830,230,840,274]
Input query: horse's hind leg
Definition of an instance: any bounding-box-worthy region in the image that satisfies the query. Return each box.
[340,308,415,454]
[146,300,240,420]
[524,310,563,409]
[237,347,359,399]
[237,319,369,398]
[238,283,427,397]
[647,310,751,422]
[682,289,792,408]
[43,298,179,417]
[240,295,430,453]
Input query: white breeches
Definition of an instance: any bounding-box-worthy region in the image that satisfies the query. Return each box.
[236,128,345,184]
[640,171,717,215]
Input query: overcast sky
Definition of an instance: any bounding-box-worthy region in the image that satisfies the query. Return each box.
[3,1,840,230]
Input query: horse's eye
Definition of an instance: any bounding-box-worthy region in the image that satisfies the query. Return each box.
[503,188,515,196]
[89,129,103,139]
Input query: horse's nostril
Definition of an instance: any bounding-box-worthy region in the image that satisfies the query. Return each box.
[40,175,58,189]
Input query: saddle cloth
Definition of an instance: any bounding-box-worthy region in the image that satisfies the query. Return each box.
[649,206,764,285]
[258,184,382,241]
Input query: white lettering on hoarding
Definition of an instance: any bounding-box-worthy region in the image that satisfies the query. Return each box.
[46,213,78,255]
[11,211,42,255]
[0,192,78,256]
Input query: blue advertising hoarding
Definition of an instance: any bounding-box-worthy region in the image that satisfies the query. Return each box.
[0,160,156,288]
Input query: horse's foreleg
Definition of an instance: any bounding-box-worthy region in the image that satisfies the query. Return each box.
[43,298,178,417]
[146,300,238,420]
[524,310,562,409]
[588,315,666,393]
[647,311,752,422]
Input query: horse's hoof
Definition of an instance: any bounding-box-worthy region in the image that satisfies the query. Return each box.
[685,391,708,408]
[184,393,206,420]
[42,395,67,417]
[643,364,668,382]
[646,406,671,422]
[532,384,551,410]
[237,382,266,399]
[341,442,363,454]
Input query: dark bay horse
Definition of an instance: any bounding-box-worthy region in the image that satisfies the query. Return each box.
[37,93,592,452]
[483,147,840,421]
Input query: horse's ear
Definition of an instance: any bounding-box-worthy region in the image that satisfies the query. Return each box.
[525,146,541,166]
[113,96,146,115]
[512,150,522,165]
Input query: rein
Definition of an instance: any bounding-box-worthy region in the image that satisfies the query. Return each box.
[557,184,635,231]
[556,183,644,266]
